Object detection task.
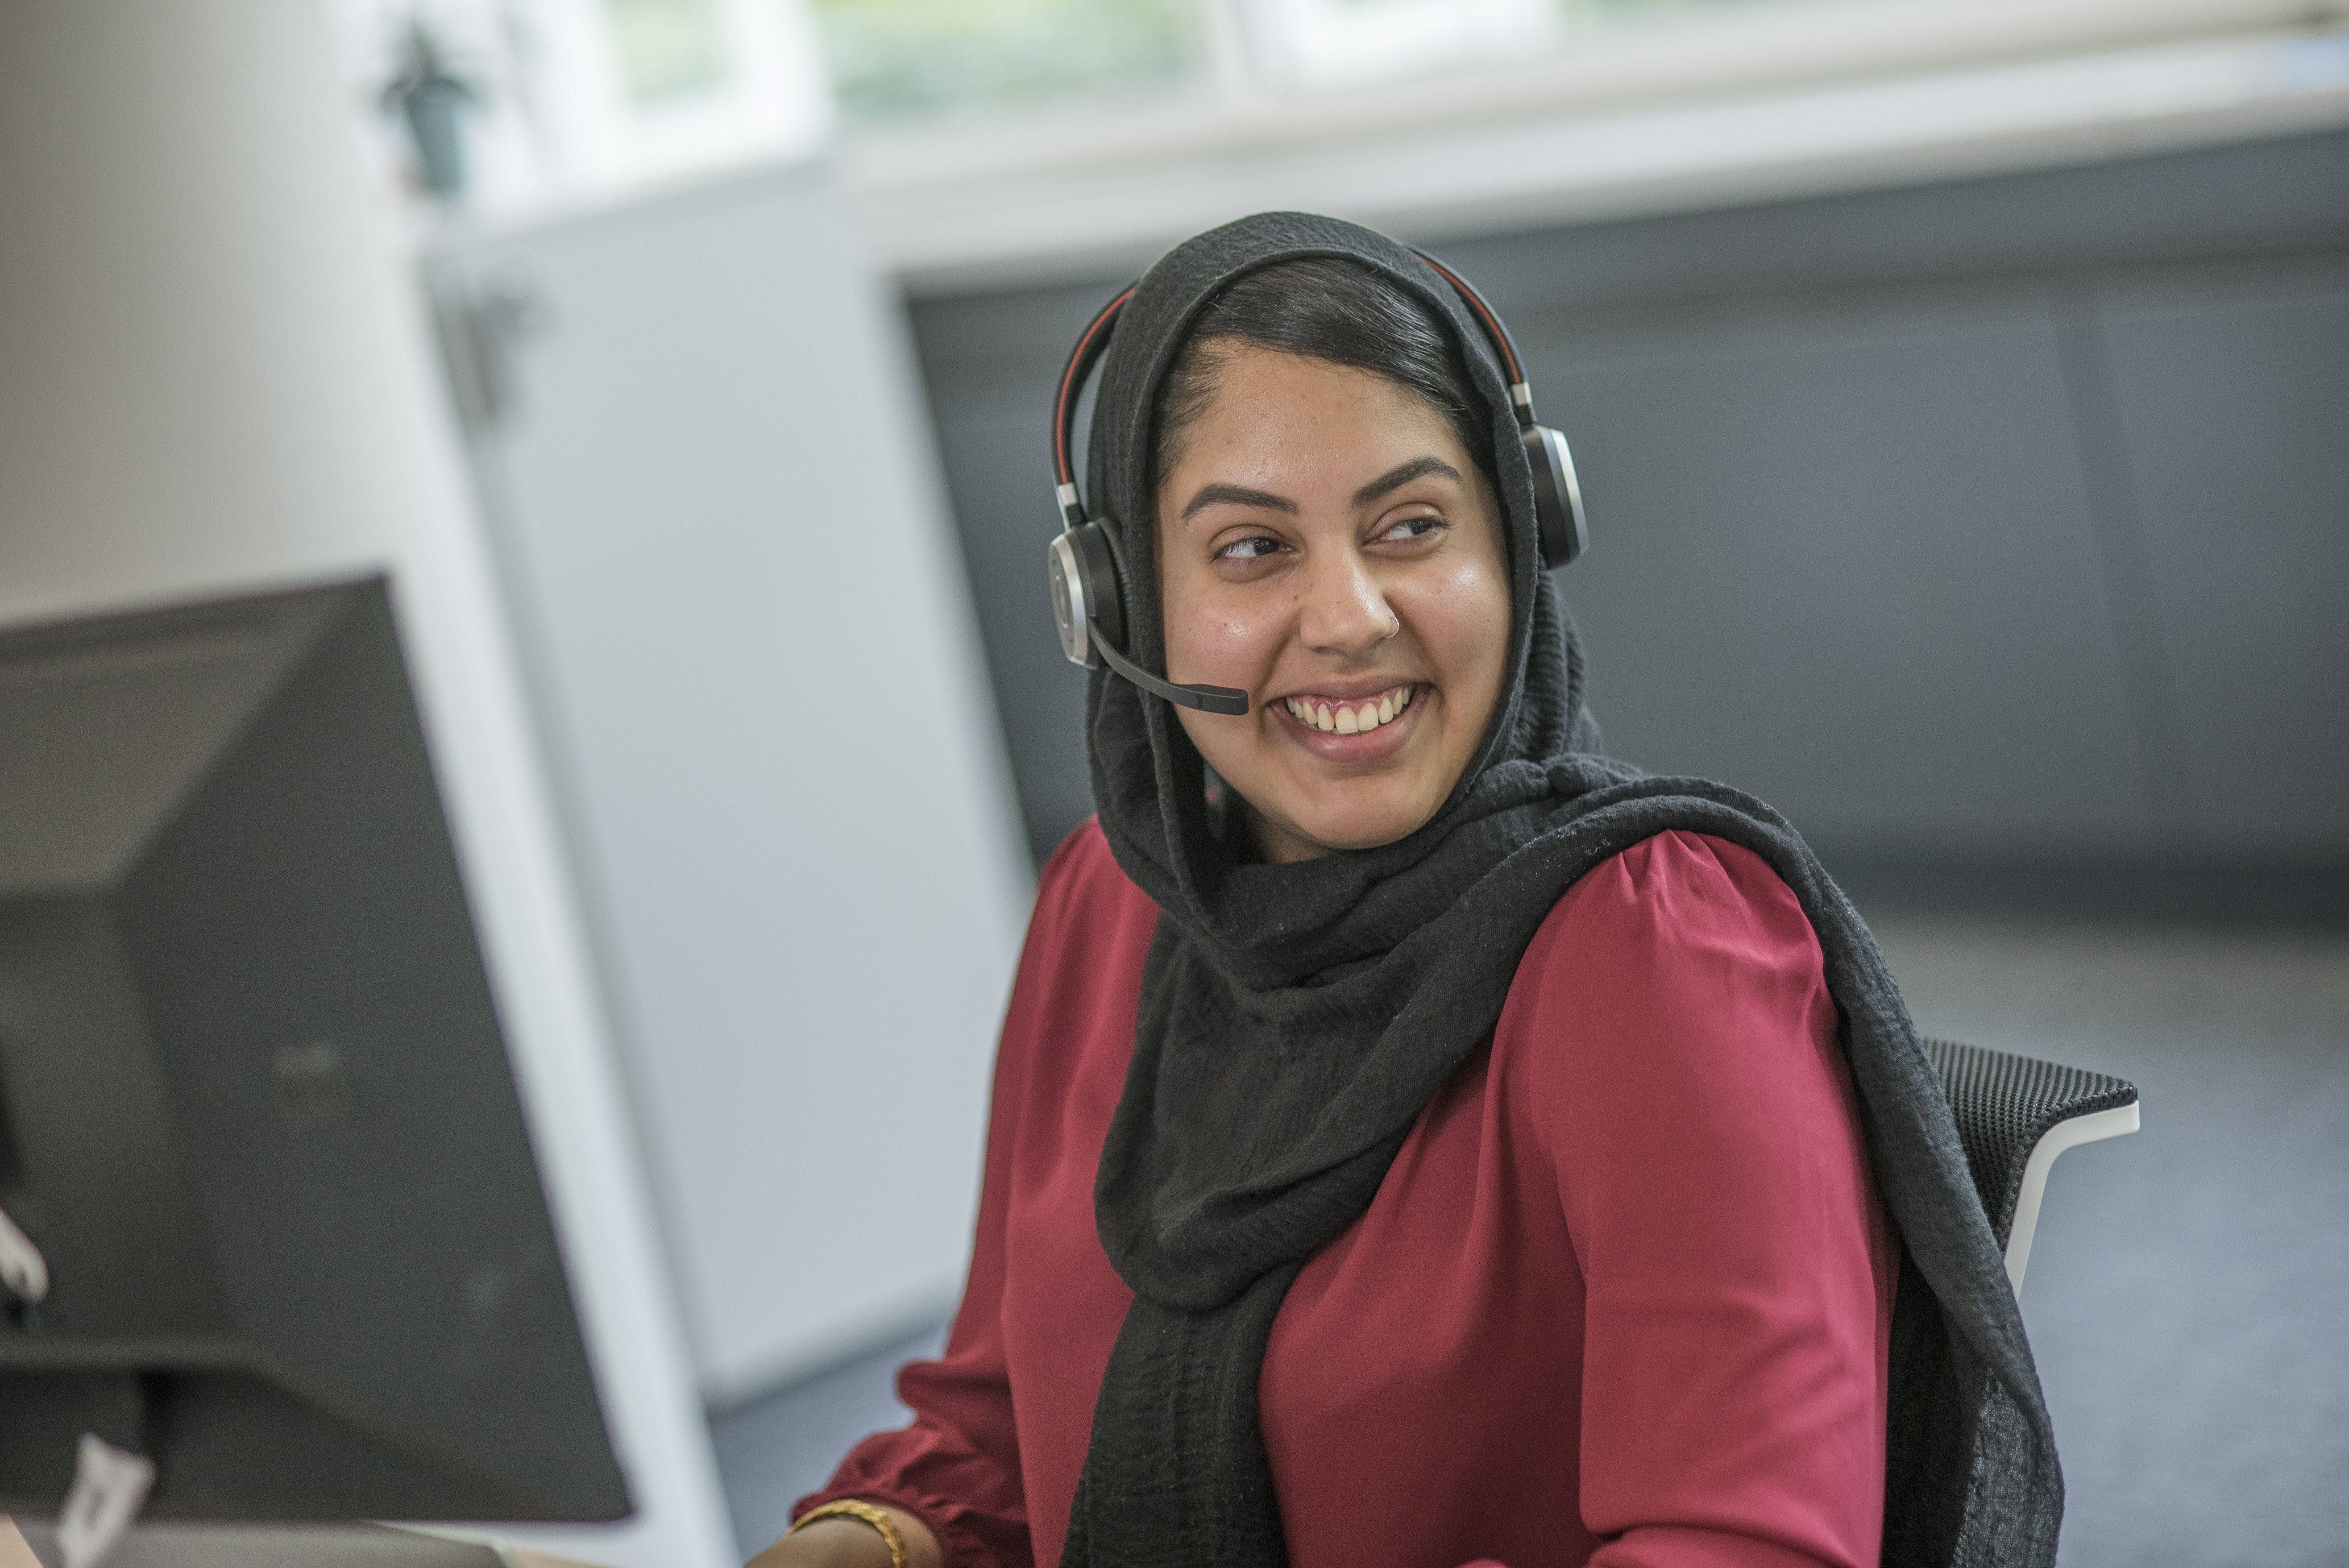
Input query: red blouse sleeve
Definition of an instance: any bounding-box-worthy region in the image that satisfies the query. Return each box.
[1512,830,1896,1568]
[787,830,1104,1568]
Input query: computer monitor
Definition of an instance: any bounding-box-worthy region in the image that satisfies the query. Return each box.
[0,577,629,1525]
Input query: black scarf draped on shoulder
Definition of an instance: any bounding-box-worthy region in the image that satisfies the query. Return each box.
[1063,212,2061,1568]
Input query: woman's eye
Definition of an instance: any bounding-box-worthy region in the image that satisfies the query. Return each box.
[1379,514,1444,543]
[1216,536,1283,561]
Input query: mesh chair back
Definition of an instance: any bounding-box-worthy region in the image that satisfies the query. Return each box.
[1920,1037,2137,1250]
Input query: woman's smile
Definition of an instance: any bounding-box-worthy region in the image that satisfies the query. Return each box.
[1278,680,1414,735]
[1274,680,1422,761]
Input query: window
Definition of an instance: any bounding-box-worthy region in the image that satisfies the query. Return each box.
[809,0,1835,127]
[813,0,1201,124]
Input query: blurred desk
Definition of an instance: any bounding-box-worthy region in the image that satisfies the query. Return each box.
[0,1516,605,1568]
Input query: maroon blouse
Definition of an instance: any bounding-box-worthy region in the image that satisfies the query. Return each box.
[797,822,1896,1568]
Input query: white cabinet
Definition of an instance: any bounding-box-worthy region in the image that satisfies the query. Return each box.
[429,161,1030,1404]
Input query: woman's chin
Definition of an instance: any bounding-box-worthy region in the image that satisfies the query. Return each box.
[1255,790,1441,860]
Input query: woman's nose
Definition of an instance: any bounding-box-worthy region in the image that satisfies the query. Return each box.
[1298,548,1399,658]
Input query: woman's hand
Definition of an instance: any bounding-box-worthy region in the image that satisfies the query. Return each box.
[742,1501,943,1568]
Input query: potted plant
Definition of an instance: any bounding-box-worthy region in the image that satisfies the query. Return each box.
[379,19,481,202]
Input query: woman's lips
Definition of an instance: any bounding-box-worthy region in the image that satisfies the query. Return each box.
[1279,682,1414,735]
[1273,682,1422,759]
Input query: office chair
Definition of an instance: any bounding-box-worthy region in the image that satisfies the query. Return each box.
[1920,1038,2139,1298]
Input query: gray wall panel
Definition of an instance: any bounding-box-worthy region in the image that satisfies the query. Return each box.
[1529,288,2154,853]
[930,390,1097,855]
[2094,259,2349,848]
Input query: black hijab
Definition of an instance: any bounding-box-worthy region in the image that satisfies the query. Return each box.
[1065,212,2061,1568]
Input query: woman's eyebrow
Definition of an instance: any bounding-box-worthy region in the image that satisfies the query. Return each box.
[1353,456,1462,507]
[1181,482,1298,521]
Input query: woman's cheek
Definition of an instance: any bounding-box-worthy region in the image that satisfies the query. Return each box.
[1402,571,1506,678]
[1176,585,1285,687]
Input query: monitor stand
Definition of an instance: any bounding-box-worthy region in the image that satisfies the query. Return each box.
[1,1517,604,1568]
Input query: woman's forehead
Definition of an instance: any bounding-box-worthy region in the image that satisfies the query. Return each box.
[1158,350,1469,477]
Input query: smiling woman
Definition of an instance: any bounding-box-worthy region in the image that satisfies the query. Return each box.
[1151,263,1514,861]
[751,215,2065,1568]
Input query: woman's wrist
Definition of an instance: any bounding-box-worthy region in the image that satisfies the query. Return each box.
[744,1516,886,1568]
[743,1499,943,1568]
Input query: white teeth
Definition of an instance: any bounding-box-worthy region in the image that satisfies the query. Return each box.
[1284,686,1419,734]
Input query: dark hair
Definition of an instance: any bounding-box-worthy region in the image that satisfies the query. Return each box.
[1150,257,1495,488]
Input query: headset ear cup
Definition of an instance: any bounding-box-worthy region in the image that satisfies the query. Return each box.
[1046,518,1131,671]
[1524,424,1589,569]
[1046,531,1095,667]
[1073,521,1127,654]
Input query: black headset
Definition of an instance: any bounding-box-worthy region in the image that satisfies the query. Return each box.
[1046,251,1587,717]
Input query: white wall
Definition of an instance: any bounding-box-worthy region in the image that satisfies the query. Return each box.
[0,5,732,1565]
[429,160,1032,1404]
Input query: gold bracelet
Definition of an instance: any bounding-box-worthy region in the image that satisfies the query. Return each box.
[786,1497,909,1568]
